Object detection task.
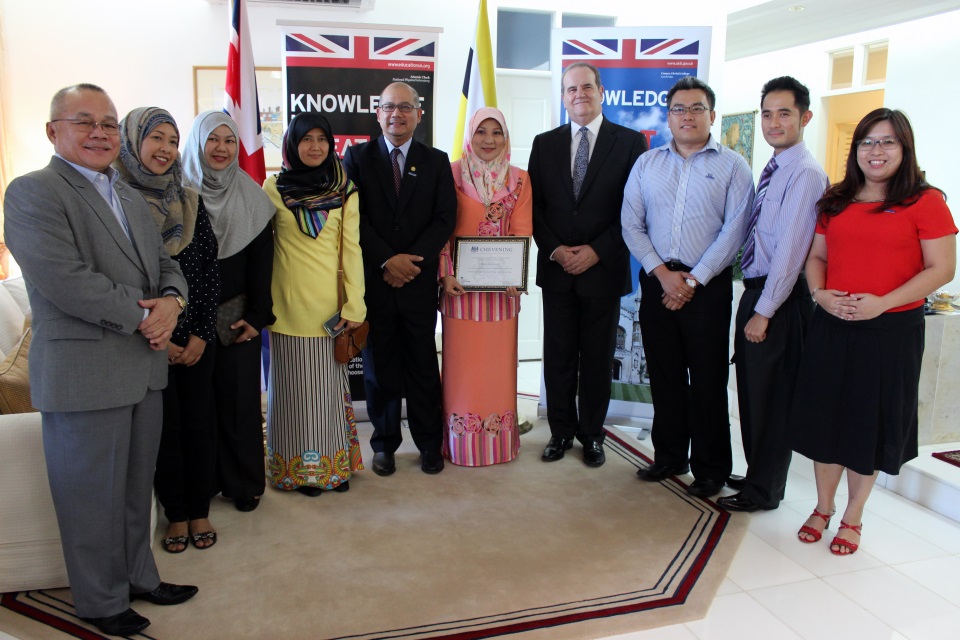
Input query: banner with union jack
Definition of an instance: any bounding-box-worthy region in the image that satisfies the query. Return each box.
[281,25,441,154]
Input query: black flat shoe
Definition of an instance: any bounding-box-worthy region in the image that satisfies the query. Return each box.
[582,441,606,467]
[234,496,261,512]
[130,582,198,606]
[717,492,777,512]
[190,531,218,549]
[420,451,445,474]
[636,462,689,482]
[687,478,725,498]
[372,452,396,476]
[161,535,189,554]
[296,486,324,497]
[82,608,150,636]
[726,474,747,490]
[333,480,350,493]
[541,436,573,462]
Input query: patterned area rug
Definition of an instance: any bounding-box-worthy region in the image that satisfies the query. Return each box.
[0,421,747,639]
[932,449,960,469]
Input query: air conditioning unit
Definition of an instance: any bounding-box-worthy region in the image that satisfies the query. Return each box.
[205,0,374,9]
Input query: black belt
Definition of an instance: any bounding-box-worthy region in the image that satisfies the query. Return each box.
[663,261,692,272]
[743,276,767,290]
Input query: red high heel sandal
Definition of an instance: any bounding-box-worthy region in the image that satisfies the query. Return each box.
[797,507,834,543]
[830,521,862,556]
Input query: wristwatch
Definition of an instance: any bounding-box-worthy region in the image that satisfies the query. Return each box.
[685,278,697,288]
[170,294,187,315]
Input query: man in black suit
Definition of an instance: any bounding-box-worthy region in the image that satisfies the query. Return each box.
[529,62,647,467]
[342,82,457,476]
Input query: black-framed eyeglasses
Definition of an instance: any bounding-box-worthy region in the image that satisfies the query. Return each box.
[379,103,417,113]
[668,105,710,116]
[50,118,121,135]
[857,138,900,150]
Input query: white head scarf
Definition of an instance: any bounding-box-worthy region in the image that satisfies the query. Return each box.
[182,110,274,259]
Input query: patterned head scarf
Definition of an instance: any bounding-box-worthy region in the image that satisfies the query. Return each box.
[181,110,275,259]
[275,112,356,238]
[114,107,198,256]
[460,107,518,206]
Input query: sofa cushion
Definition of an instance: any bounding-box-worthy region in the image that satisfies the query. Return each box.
[0,326,34,414]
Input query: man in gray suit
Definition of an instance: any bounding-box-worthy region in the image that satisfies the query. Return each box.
[3,84,197,637]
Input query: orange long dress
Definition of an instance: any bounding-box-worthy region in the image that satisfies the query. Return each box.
[439,163,533,466]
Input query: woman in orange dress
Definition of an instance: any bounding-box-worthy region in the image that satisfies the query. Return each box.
[439,107,533,466]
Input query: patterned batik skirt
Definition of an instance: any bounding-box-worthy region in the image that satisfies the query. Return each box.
[441,316,520,466]
[266,332,363,490]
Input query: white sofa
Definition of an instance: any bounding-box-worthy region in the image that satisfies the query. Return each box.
[0,277,69,592]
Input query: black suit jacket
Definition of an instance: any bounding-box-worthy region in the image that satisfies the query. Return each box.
[529,118,647,297]
[342,137,457,314]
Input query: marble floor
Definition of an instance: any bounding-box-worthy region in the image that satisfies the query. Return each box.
[519,361,960,640]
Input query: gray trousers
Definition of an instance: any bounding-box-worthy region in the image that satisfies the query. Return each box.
[42,390,163,617]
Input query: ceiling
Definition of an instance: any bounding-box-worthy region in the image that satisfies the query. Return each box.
[726,0,960,60]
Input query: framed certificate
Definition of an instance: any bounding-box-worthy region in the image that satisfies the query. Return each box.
[453,236,530,292]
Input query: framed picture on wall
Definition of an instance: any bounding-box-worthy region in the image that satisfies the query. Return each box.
[720,110,757,169]
[193,66,283,171]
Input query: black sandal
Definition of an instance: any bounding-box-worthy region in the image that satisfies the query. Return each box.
[190,531,218,550]
[162,535,189,554]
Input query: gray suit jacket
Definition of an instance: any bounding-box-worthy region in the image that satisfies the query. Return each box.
[3,156,187,412]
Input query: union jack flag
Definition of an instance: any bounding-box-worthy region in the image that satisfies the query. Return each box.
[224,0,265,185]
[286,33,436,70]
[562,37,700,69]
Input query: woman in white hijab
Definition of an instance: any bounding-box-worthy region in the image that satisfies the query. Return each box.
[183,111,275,513]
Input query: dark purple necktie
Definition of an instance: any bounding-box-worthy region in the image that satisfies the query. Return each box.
[740,156,778,270]
[391,148,402,195]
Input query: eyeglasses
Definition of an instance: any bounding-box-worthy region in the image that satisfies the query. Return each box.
[51,118,121,135]
[378,103,417,113]
[857,138,900,150]
[668,105,710,116]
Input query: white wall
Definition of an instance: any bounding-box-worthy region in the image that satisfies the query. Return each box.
[0,0,727,181]
[723,9,960,291]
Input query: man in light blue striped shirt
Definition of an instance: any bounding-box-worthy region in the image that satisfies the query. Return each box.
[717,77,828,513]
[622,76,754,498]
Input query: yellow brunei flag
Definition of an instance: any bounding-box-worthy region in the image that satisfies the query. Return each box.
[451,0,497,161]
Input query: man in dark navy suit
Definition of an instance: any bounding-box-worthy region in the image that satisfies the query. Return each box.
[529,63,647,467]
[343,82,457,476]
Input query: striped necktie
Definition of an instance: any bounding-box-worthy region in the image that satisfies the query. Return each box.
[572,126,589,199]
[391,148,402,195]
[740,156,778,270]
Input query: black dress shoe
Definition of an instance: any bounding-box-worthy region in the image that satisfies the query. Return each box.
[717,492,776,512]
[333,480,350,493]
[582,441,606,467]
[372,452,396,477]
[82,608,150,636]
[297,486,323,497]
[234,496,260,512]
[541,436,573,462]
[636,462,689,482]
[687,478,725,498]
[130,582,198,606]
[726,474,747,490]
[421,451,445,474]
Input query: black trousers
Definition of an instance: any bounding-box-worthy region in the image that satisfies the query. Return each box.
[541,289,620,444]
[364,298,443,455]
[734,278,812,507]
[155,342,217,523]
[639,267,733,481]
[214,336,265,500]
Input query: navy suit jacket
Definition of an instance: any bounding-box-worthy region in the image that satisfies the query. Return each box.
[342,136,457,314]
[529,118,647,298]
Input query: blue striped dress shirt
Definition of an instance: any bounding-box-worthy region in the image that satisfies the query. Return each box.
[742,141,828,317]
[621,137,755,285]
